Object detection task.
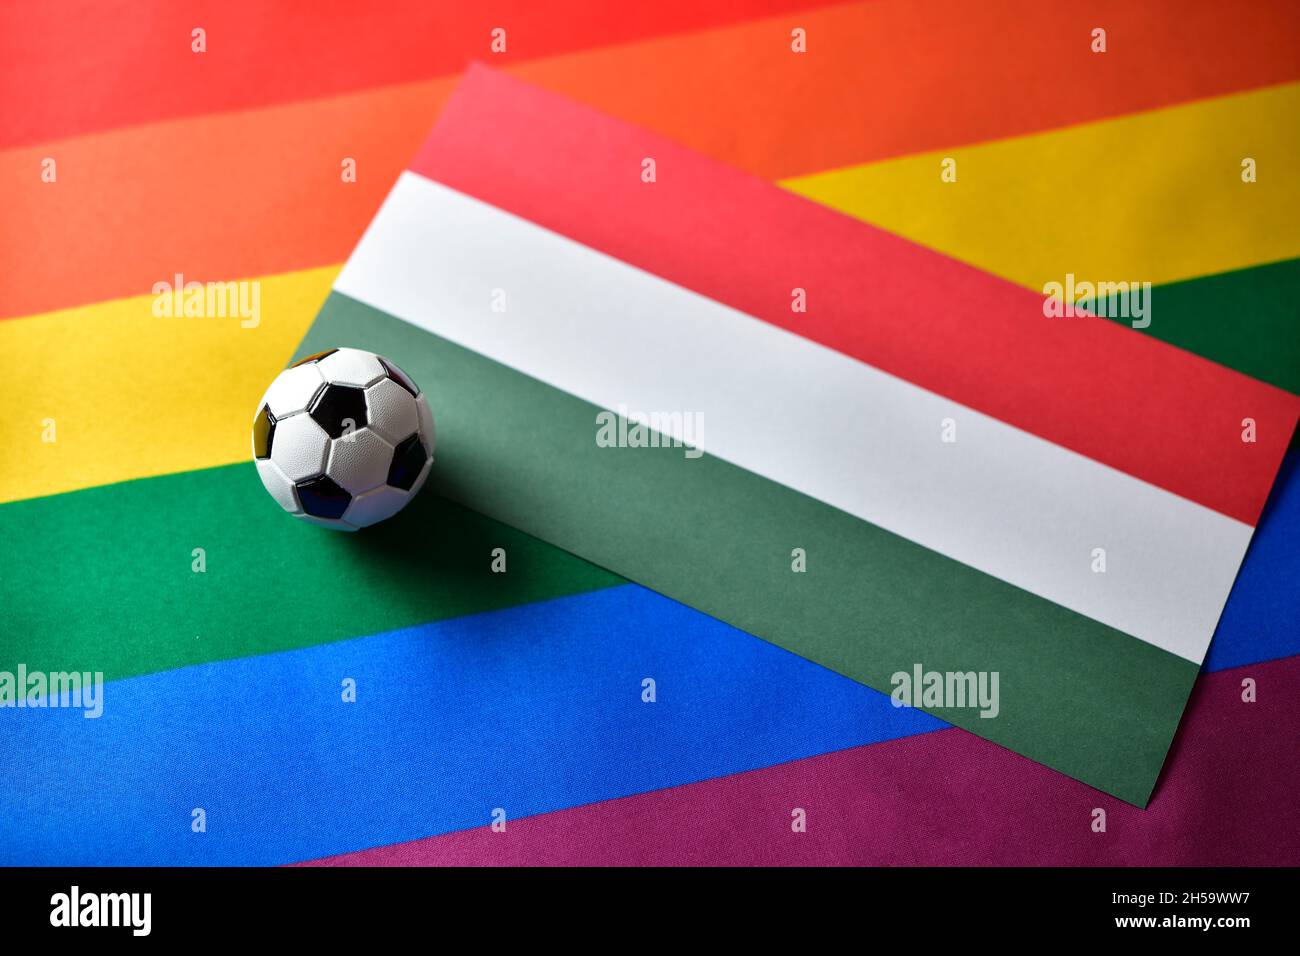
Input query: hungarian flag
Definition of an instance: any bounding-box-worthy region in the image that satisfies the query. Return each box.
[298,66,1300,806]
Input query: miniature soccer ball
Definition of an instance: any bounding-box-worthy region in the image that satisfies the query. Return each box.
[251,348,435,530]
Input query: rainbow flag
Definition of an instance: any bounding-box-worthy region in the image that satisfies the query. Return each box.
[2,0,1298,865]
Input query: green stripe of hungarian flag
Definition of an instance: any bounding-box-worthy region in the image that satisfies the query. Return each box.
[297,67,1300,805]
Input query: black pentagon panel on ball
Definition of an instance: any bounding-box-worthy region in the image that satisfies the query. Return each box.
[379,357,420,397]
[296,475,352,519]
[289,348,338,368]
[387,434,428,491]
[308,383,368,439]
[252,405,276,460]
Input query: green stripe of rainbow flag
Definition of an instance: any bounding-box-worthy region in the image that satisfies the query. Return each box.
[295,67,1299,805]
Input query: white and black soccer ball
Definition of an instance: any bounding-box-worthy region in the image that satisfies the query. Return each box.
[252,347,435,530]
